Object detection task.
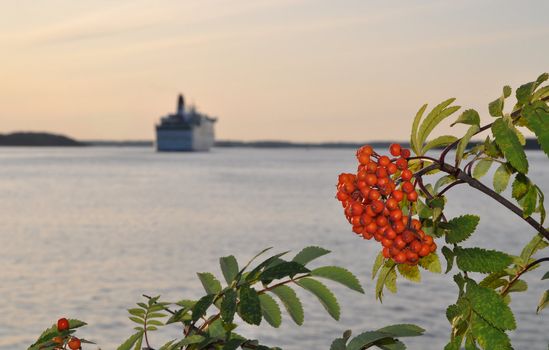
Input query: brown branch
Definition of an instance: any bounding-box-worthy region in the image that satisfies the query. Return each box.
[500,257,549,297]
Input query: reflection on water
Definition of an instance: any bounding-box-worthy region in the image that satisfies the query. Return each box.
[0,147,547,349]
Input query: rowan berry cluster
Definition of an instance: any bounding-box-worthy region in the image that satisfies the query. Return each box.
[336,144,437,265]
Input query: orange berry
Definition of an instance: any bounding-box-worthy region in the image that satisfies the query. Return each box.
[411,219,422,230]
[382,247,391,258]
[401,148,411,158]
[419,244,431,257]
[423,235,434,245]
[359,145,373,156]
[394,236,406,249]
[391,190,404,202]
[402,230,415,243]
[410,240,422,253]
[396,158,408,170]
[352,225,364,234]
[371,200,384,213]
[376,216,388,227]
[389,143,401,157]
[393,220,406,233]
[365,174,377,186]
[378,156,390,167]
[365,222,378,234]
[57,318,69,332]
[358,153,370,165]
[376,167,388,178]
[406,251,419,263]
[400,169,413,181]
[351,216,361,226]
[386,163,398,174]
[366,162,378,173]
[385,198,398,210]
[389,209,403,222]
[402,181,414,193]
[407,190,418,202]
[394,252,407,264]
[385,228,397,240]
[68,337,81,350]
[381,238,393,248]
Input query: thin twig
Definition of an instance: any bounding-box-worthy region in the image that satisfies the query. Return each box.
[500,257,549,297]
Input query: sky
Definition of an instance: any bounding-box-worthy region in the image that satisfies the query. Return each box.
[0,0,548,142]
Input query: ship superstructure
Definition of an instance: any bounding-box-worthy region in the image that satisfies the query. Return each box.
[155,94,216,151]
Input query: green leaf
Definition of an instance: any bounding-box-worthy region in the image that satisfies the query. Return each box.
[470,313,512,350]
[419,252,442,273]
[330,338,348,350]
[117,331,144,350]
[488,94,504,117]
[472,159,493,179]
[376,261,396,302]
[503,85,512,98]
[542,271,549,280]
[377,324,425,337]
[385,265,398,293]
[371,338,406,350]
[418,99,460,153]
[455,247,512,273]
[259,293,282,328]
[223,339,247,350]
[129,316,144,325]
[246,251,289,282]
[422,135,458,153]
[522,184,537,217]
[238,285,262,325]
[221,289,237,323]
[297,278,340,320]
[523,101,549,157]
[347,331,393,350]
[292,246,330,266]
[492,117,528,174]
[270,285,304,325]
[456,124,480,166]
[192,294,215,322]
[435,175,456,193]
[197,272,222,295]
[442,246,454,273]
[411,104,428,155]
[239,247,273,274]
[208,318,226,339]
[260,261,310,283]
[536,290,549,313]
[512,173,529,200]
[220,255,239,284]
[451,109,480,126]
[372,251,385,280]
[311,266,364,293]
[507,279,528,293]
[493,163,512,193]
[397,264,421,282]
[172,335,206,348]
[445,215,480,244]
[128,308,145,317]
[466,281,516,330]
[520,234,549,264]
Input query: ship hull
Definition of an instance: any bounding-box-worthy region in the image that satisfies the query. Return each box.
[155,120,215,152]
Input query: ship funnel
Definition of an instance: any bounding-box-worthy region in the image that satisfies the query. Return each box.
[177,94,185,115]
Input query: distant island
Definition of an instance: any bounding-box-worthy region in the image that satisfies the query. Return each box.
[0,132,544,151]
[0,132,84,146]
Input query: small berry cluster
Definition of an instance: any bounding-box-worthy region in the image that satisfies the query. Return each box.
[336,144,436,265]
[50,318,82,350]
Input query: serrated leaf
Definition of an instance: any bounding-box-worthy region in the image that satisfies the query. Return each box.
[455,247,512,273]
[377,324,425,337]
[419,252,442,273]
[507,279,528,293]
[384,266,397,293]
[192,294,215,322]
[172,335,206,348]
[246,251,289,282]
[223,339,247,350]
[238,285,262,325]
[488,95,504,117]
[128,308,145,317]
[297,278,340,320]
[418,99,460,153]
[129,316,144,325]
[542,271,549,280]
[493,163,512,193]
[451,109,480,127]
[397,264,421,282]
[523,101,549,157]
[258,293,282,328]
[442,246,454,273]
[292,246,330,266]
[503,85,512,98]
[372,338,406,350]
[260,261,310,283]
[445,215,480,244]
[220,289,237,323]
[422,135,458,154]
[456,124,480,166]
[522,184,537,217]
[411,104,428,155]
[520,234,549,264]
[220,255,239,284]
[470,313,512,350]
[372,251,385,280]
[197,272,222,295]
[512,174,529,201]
[117,331,144,350]
[270,285,304,325]
[492,117,528,174]
[207,318,226,339]
[311,266,364,293]
[466,281,516,330]
[536,290,549,313]
[472,159,493,179]
[435,175,456,193]
[376,261,396,302]
[330,338,347,350]
[347,331,393,350]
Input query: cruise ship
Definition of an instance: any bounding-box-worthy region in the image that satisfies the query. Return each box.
[155,94,217,151]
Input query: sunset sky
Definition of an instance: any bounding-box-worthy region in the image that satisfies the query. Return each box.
[1,0,548,142]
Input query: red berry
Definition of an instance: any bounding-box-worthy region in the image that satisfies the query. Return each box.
[394,252,407,264]
[407,190,418,202]
[57,318,69,332]
[391,190,404,202]
[400,169,413,181]
[378,156,390,167]
[68,337,81,350]
[389,143,401,157]
[386,163,397,174]
[401,181,414,194]
[401,148,411,158]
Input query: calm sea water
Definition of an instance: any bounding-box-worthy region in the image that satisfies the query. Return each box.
[0,147,547,349]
